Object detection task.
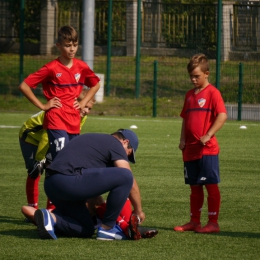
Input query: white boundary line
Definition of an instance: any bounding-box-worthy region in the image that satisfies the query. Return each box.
[0,116,259,129]
[0,125,20,128]
[87,117,260,126]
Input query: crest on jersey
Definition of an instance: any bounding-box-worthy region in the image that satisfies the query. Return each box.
[198,98,206,107]
[56,73,62,78]
[75,73,81,82]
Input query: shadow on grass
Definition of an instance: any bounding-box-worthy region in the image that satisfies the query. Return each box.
[0,215,33,226]
[0,229,39,239]
[2,217,258,240]
[210,231,260,239]
[151,225,260,239]
[0,215,39,239]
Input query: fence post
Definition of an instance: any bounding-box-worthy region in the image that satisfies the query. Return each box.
[135,0,141,98]
[82,0,95,70]
[19,0,25,86]
[237,62,243,121]
[216,0,222,89]
[106,0,112,96]
[153,60,158,117]
[40,0,56,55]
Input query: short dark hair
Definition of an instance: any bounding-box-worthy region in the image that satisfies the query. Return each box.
[111,129,132,149]
[57,25,78,44]
[187,53,209,73]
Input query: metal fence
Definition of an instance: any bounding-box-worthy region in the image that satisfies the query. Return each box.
[0,0,260,120]
[233,3,259,51]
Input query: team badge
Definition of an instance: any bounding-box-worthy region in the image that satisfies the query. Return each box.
[56,73,62,78]
[75,73,81,82]
[198,98,206,107]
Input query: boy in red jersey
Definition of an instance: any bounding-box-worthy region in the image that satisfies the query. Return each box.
[19,25,100,161]
[19,89,96,212]
[173,54,227,233]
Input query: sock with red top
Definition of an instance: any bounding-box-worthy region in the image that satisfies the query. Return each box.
[118,199,132,223]
[205,184,221,224]
[46,198,56,211]
[96,202,107,220]
[117,216,129,236]
[190,185,204,224]
[26,175,40,209]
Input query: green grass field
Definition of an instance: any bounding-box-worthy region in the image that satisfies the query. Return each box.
[0,112,260,259]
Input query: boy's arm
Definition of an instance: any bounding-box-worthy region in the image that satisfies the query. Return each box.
[179,119,186,150]
[200,112,227,145]
[19,82,61,111]
[79,82,100,109]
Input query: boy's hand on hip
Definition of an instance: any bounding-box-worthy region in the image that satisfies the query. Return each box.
[44,97,62,110]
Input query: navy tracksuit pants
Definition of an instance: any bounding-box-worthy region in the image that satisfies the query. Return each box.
[44,167,133,238]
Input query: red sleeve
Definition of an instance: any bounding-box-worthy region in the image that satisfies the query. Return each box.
[213,89,227,116]
[83,67,100,88]
[24,66,49,89]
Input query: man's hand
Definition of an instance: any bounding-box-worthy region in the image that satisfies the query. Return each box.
[134,211,146,224]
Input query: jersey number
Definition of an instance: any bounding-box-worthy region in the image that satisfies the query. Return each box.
[54,137,65,152]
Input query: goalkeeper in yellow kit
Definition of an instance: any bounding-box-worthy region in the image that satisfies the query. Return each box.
[19,89,95,211]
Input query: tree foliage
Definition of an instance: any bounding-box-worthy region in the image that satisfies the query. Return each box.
[95,0,126,45]
[161,1,216,50]
[8,0,41,43]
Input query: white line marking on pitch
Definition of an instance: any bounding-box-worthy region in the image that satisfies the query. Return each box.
[0,125,20,128]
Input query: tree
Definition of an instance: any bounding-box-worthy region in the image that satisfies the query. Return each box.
[8,0,41,43]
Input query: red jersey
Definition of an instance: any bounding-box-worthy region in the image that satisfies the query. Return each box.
[180,84,227,161]
[24,58,100,134]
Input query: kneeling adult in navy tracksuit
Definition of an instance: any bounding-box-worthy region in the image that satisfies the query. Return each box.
[34,129,146,240]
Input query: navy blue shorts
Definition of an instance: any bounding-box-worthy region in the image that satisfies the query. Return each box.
[183,155,220,185]
[47,129,78,161]
[19,139,37,170]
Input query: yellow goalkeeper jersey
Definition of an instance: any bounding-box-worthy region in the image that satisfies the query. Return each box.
[19,111,87,161]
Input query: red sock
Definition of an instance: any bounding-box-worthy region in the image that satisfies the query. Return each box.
[96,202,107,220]
[205,184,221,224]
[46,198,56,211]
[119,199,132,223]
[190,185,204,224]
[117,216,129,236]
[26,175,40,209]
[96,199,132,230]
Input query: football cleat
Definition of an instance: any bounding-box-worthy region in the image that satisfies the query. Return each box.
[173,221,201,232]
[137,226,158,239]
[96,225,128,240]
[195,222,220,233]
[128,214,142,240]
[34,209,57,239]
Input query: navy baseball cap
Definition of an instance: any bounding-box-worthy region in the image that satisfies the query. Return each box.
[119,129,139,164]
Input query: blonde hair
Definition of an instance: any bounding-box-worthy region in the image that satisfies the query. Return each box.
[187,53,209,73]
[78,89,96,103]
